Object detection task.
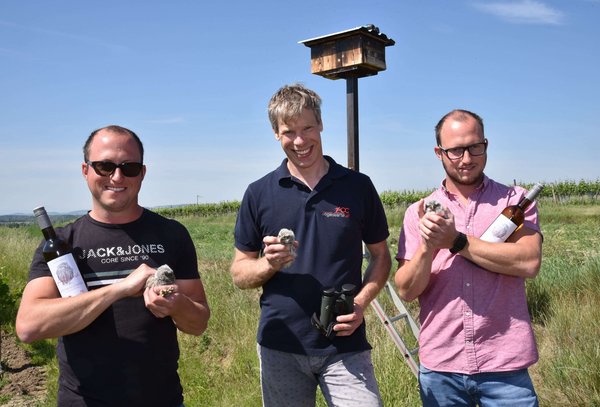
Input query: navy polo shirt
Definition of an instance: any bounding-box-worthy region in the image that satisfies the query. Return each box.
[234,156,389,356]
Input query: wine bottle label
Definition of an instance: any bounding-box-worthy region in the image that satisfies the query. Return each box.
[47,253,88,297]
[480,215,518,243]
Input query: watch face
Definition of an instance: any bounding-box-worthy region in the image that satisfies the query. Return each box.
[451,233,467,254]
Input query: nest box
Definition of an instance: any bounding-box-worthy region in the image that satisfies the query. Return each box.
[299,24,395,80]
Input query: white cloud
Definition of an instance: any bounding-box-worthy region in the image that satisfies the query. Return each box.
[473,0,565,25]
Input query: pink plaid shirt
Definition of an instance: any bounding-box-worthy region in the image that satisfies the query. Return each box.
[397,176,541,374]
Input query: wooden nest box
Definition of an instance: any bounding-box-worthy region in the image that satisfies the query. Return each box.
[299,25,395,80]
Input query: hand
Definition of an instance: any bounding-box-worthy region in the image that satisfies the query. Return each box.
[262,235,297,270]
[144,284,179,318]
[333,303,365,337]
[418,201,457,250]
[118,263,156,297]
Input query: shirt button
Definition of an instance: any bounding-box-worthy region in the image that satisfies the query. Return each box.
[466,283,471,287]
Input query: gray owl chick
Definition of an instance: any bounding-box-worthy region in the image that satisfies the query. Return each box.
[146,264,176,296]
[277,228,296,268]
[424,200,448,218]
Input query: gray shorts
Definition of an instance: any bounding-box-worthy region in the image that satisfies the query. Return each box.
[257,344,383,407]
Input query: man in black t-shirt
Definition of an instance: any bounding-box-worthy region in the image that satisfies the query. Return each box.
[16,125,210,407]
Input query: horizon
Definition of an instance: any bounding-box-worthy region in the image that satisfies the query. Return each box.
[3,177,598,217]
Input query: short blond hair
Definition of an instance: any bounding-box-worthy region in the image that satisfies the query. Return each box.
[268,84,322,133]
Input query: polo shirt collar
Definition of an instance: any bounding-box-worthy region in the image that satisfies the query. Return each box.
[323,156,347,179]
[275,155,347,183]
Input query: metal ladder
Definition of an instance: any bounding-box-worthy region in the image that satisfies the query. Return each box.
[363,245,420,377]
[370,281,420,377]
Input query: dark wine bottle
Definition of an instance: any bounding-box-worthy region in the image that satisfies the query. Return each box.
[33,206,88,297]
[480,183,544,243]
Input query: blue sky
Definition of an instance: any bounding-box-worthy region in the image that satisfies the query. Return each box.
[1,0,598,215]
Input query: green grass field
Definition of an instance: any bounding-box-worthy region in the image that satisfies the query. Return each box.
[1,201,599,406]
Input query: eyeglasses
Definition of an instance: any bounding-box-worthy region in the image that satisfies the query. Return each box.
[86,161,143,177]
[438,139,488,160]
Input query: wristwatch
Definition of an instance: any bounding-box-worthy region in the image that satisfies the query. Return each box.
[450,232,468,254]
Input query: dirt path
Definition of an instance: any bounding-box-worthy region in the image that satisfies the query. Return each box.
[0,330,47,406]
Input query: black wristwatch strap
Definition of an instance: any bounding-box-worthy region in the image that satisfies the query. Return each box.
[450,232,468,254]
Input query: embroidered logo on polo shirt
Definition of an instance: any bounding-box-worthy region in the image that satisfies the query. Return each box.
[322,207,350,218]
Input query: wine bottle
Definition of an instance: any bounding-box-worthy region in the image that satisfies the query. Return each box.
[480,183,544,243]
[33,206,88,297]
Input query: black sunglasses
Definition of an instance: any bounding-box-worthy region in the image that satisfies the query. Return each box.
[86,161,144,177]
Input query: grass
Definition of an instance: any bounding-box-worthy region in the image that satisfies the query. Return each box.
[1,203,599,406]
[526,203,600,406]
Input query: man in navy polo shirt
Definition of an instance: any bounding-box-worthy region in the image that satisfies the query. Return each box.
[231,84,391,407]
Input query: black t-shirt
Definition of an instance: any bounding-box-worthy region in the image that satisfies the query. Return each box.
[29,209,199,407]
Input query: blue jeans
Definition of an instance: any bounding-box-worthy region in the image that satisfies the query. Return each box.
[419,366,539,407]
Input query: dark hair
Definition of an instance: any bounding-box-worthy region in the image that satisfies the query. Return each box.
[83,125,144,162]
[268,83,322,133]
[435,109,484,146]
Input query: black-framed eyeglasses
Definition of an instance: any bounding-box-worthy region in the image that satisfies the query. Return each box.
[86,161,144,177]
[438,139,488,160]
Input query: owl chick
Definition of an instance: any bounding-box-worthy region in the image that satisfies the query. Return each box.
[277,228,296,268]
[145,264,176,296]
[424,200,448,218]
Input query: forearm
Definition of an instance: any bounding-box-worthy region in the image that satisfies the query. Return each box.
[355,243,391,309]
[230,250,277,289]
[16,279,127,342]
[171,295,210,336]
[356,263,388,310]
[395,244,434,302]
[459,229,542,278]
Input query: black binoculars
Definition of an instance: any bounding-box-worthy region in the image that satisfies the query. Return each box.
[311,284,356,339]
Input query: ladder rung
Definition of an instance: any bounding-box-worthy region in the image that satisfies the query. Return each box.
[389,313,408,323]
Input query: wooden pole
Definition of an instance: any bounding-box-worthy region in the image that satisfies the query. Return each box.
[346,77,359,172]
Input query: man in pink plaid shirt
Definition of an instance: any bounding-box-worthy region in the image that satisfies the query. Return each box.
[395,109,542,407]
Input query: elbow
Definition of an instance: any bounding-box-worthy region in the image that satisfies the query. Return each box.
[191,320,209,337]
[229,265,249,290]
[15,327,32,344]
[230,268,260,290]
[231,275,244,289]
[195,305,211,336]
[231,273,252,290]
[15,320,40,344]
[201,307,211,334]
[520,248,542,279]
[180,307,211,336]
[393,272,419,303]
[397,288,418,303]
[524,257,542,279]
[229,253,268,290]
[194,308,211,336]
